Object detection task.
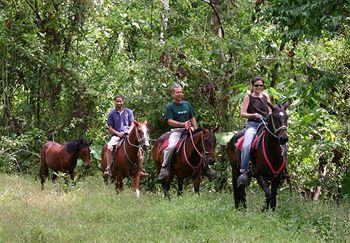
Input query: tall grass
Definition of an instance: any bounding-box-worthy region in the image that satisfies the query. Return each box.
[0,173,349,242]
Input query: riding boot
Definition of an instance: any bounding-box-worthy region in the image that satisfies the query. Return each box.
[104,166,111,177]
[237,170,250,187]
[104,150,113,177]
[206,165,217,182]
[158,165,170,182]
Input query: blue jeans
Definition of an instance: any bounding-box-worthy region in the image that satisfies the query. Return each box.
[240,121,260,172]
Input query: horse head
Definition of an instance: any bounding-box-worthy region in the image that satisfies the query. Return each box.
[267,100,292,145]
[202,127,219,165]
[134,121,150,150]
[78,139,93,168]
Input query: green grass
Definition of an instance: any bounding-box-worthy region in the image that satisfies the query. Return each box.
[0,173,349,242]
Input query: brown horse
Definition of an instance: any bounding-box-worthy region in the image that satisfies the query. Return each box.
[226,101,291,211]
[40,139,92,189]
[100,121,150,197]
[152,127,218,197]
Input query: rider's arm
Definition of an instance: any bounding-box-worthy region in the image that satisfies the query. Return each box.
[126,121,135,134]
[266,94,272,113]
[107,125,124,137]
[168,119,187,128]
[240,95,260,120]
[190,117,198,129]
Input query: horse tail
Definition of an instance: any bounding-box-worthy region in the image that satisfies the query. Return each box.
[100,144,108,172]
[39,144,49,189]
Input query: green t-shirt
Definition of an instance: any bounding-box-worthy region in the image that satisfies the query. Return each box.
[164,101,195,123]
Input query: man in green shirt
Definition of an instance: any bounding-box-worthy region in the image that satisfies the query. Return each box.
[158,83,216,181]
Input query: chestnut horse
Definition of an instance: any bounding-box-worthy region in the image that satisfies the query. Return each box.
[226,101,291,211]
[152,127,218,197]
[40,139,92,189]
[100,121,150,197]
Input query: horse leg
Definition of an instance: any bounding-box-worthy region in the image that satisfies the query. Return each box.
[51,172,57,182]
[39,162,48,190]
[257,176,272,211]
[135,172,141,197]
[232,167,244,209]
[163,173,173,200]
[193,174,201,194]
[270,177,281,211]
[239,185,247,210]
[177,178,184,196]
[115,176,123,193]
[70,170,77,186]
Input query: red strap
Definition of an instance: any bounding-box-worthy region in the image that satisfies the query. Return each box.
[261,132,286,176]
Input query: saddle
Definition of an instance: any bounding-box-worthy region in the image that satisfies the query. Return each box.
[112,137,126,162]
[161,130,188,153]
[235,126,266,151]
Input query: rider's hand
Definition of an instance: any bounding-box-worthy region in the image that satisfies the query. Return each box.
[253,113,261,120]
[184,121,191,130]
[118,132,125,138]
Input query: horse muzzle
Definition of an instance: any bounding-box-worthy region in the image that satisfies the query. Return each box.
[207,157,215,165]
[278,136,288,145]
[83,162,92,169]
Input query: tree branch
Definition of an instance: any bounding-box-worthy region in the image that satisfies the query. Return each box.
[203,0,225,38]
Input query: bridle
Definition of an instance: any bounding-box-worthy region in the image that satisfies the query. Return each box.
[259,111,287,138]
[125,125,149,148]
[123,125,149,165]
[182,128,215,172]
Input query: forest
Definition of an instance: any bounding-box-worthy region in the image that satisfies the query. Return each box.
[1,0,349,201]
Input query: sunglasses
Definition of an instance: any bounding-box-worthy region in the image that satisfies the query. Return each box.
[254,84,264,87]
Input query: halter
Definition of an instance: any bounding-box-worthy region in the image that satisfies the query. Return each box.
[257,112,288,183]
[123,125,149,165]
[259,113,287,138]
[182,129,214,174]
[125,126,149,148]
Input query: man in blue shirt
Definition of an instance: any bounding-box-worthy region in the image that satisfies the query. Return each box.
[104,95,135,176]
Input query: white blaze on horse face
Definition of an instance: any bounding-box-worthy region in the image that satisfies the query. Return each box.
[141,124,150,147]
[279,111,284,117]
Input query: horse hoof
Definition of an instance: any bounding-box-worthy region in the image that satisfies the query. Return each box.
[136,189,140,197]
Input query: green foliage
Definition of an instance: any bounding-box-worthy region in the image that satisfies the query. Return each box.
[1,0,349,199]
[0,128,45,174]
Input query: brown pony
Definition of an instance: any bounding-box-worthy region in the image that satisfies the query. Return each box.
[100,121,150,197]
[40,139,92,189]
[152,127,218,197]
[226,101,291,211]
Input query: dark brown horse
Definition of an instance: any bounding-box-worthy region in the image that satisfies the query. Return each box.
[100,121,150,197]
[226,101,291,211]
[40,139,92,189]
[152,127,219,197]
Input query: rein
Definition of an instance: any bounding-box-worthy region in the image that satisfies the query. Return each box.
[259,126,287,183]
[259,114,287,138]
[123,126,148,165]
[182,129,206,173]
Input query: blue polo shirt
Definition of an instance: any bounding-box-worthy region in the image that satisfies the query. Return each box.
[107,108,134,132]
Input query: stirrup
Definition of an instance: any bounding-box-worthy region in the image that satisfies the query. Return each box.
[103,168,111,177]
[157,166,170,181]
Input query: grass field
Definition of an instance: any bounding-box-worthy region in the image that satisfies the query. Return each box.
[0,173,349,242]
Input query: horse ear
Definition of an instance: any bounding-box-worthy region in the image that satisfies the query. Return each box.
[282,100,292,110]
[143,120,147,126]
[213,126,219,133]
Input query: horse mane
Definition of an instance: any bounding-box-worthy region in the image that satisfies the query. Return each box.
[66,140,81,154]
[192,127,204,135]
